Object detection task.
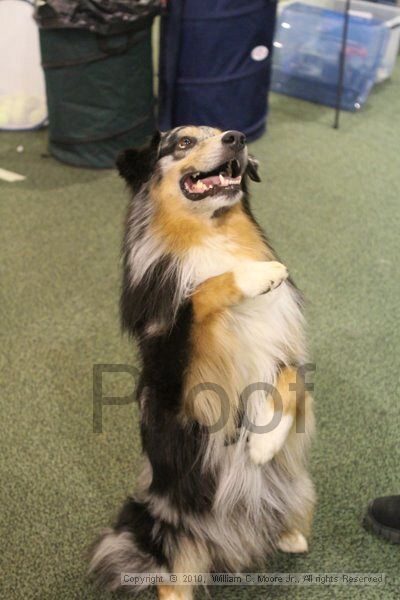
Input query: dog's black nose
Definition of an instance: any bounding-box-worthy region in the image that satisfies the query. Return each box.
[221,130,246,151]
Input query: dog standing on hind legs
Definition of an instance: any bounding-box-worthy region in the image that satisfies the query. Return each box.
[89,126,315,598]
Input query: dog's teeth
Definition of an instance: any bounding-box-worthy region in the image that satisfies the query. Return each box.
[195,180,206,192]
[187,169,241,194]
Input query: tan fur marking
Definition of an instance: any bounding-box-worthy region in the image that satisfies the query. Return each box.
[183,271,246,431]
[178,125,221,141]
[183,313,240,436]
[158,585,191,600]
[274,366,306,418]
[191,272,243,323]
[150,178,209,252]
[214,203,273,261]
[151,183,272,261]
[275,369,314,444]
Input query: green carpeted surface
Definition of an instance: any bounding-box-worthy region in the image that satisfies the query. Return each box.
[1,65,400,600]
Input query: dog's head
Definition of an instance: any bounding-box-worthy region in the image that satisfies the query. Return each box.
[116,126,260,216]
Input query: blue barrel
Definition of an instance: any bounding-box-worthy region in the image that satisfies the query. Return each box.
[158,0,278,140]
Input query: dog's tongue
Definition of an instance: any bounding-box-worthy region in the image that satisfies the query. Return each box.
[201,175,221,187]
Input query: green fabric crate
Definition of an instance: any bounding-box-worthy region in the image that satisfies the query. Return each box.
[39,26,155,168]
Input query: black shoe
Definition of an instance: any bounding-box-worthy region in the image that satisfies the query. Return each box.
[364,495,400,543]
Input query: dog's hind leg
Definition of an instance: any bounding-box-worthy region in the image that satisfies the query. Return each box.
[158,585,193,600]
[158,536,210,600]
[157,585,193,600]
[278,467,315,554]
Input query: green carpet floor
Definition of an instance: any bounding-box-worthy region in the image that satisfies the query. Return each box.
[1,66,400,600]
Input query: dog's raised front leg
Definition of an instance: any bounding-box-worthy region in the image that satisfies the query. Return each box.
[191,261,288,322]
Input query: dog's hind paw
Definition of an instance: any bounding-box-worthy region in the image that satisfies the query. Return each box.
[278,530,308,553]
[234,261,288,299]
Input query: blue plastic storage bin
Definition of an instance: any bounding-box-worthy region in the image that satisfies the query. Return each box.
[271,2,390,110]
[159,0,278,140]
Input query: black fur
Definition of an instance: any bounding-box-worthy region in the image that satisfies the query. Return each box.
[246,155,261,182]
[158,128,184,158]
[116,131,161,193]
[143,402,215,513]
[115,498,172,568]
[137,300,216,513]
[120,253,182,336]
[120,231,216,514]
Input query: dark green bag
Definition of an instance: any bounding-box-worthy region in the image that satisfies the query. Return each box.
[39,26,155,168]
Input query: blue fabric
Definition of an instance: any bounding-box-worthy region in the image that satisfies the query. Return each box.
[158,0,277,140]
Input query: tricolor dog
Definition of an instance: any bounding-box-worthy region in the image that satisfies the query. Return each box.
[89,126,315,598]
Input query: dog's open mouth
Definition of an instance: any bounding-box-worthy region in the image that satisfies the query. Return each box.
[180,158,242,200]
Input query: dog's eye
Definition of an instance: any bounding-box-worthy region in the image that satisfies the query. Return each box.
[178,137,194,150]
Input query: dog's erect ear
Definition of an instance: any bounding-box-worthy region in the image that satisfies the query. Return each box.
[246,155,261,182]
[116,131,161,192]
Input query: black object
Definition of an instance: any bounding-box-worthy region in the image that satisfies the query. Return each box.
[158,0,278,141]
[333,0,351,129]
[36,0,159,35]
[364,495,400,544]
[36,1,160,168]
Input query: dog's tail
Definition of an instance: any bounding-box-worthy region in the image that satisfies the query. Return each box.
[88,497,166,593]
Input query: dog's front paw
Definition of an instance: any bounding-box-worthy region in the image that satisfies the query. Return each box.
[248,431,283,465]
[248,410,294,466]
[234,261,288,299]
